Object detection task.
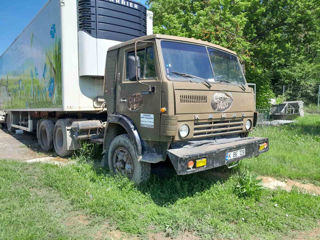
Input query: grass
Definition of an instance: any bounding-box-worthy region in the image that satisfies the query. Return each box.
[0,161,71,239]
[305,104,320,114]
[1,114,320,239]
[1,160,319,239]
[244,114,320,183]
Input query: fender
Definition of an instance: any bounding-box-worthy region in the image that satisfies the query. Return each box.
[102,114,165,166]
[104,114,143,156]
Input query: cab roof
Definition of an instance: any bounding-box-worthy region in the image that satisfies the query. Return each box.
[108,34,237,55]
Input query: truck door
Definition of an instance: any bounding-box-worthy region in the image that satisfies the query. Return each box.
[116,44,161,141]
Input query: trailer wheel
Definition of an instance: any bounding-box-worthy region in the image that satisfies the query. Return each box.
[108,134,150,184]
[6,112,14,132]
[53,119,73,157]
[38,120,54,152]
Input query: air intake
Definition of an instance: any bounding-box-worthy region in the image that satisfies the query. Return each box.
[180,95,208,104]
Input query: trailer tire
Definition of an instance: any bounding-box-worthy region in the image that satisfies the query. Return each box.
[38,120,54,152]
[108,134,150,184]
[6,112,14,132]
[53,119,73,157]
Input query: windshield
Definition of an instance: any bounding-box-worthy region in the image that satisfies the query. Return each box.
[161,41,246,85]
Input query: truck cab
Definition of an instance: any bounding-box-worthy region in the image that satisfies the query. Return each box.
[103,34,269,183]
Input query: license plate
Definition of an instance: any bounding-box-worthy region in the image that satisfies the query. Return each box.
[226,148,246,162]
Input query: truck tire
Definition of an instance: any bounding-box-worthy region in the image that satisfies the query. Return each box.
[108,134,150,184]
[6,112,14,132]
[53,119,73,157]
[38,120,54,152]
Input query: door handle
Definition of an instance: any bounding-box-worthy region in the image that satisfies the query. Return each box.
[120,98,127,103]
[141,86,156,95]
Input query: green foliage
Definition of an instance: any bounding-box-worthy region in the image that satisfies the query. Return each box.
[305,104,320,114]
[148,0,320,107]
[275,95,286,104]
[72,142,102,163]
[244,114,320,182]
[233,170,263,201]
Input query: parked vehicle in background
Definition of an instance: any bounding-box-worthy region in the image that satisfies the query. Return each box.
[0,111,5,125]
[0,0,268,183]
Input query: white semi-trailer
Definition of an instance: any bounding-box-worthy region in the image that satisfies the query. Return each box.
[0,0,152,113]
[0,0,153,156]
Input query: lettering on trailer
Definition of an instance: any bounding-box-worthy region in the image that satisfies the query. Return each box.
[108,0,139,9]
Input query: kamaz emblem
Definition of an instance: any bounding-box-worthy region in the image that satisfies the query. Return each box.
[211,92,233,112]
[108,0,139,9]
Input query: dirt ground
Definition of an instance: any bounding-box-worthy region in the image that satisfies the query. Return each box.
[0,128,45,161]
[0,128,70,165]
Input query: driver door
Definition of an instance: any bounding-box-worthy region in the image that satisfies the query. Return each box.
[116,43,161,141]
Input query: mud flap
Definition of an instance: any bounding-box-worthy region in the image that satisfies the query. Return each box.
[167,137,269,175]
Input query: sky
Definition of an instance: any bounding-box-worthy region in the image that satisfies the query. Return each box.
[0,0,147,55]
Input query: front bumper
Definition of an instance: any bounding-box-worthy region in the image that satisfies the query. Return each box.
[167,137,269,175]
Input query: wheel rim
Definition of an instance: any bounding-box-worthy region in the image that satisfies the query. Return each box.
[112,147,134,178]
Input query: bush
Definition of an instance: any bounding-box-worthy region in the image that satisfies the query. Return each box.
[233,170,263,201]
[72,142,102,163]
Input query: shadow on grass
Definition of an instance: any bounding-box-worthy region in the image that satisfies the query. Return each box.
[92,159,235,207]
[138,163,235,206]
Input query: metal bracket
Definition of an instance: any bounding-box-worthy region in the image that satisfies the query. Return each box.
[227,160,240,169]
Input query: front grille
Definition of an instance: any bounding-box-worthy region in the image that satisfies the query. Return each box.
[193,119,244,138]
[180,95,207,103]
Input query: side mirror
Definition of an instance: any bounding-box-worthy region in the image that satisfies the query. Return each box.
[127,55,141,81]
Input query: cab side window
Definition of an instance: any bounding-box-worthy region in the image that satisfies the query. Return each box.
[126,46,156,81]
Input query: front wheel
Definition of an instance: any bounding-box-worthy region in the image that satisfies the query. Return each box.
[108,134,150,184]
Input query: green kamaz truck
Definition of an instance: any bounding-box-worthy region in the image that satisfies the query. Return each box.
[0,0,268,183]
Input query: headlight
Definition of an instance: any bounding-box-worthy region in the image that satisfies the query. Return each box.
[246,120,252,130]
[179,124,190,138]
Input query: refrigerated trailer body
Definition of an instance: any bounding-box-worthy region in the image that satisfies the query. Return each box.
[0,0,269,183]
[0,0,153,113]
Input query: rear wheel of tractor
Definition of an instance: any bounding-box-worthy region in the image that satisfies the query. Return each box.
[38,120,54,152]
[6,112,14,132]
[108,134,150,184]
[53,119,73,157]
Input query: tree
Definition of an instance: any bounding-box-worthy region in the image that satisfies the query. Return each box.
[148,0,320,107]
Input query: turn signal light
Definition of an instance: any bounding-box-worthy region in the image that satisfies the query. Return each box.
[259,142,268,151]
[160,107,167,113]
[187,161,195,169]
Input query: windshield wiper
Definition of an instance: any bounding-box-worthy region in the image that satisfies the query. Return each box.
[171,71,212,88]
[239,83,246,91]
[215,79,246,92]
